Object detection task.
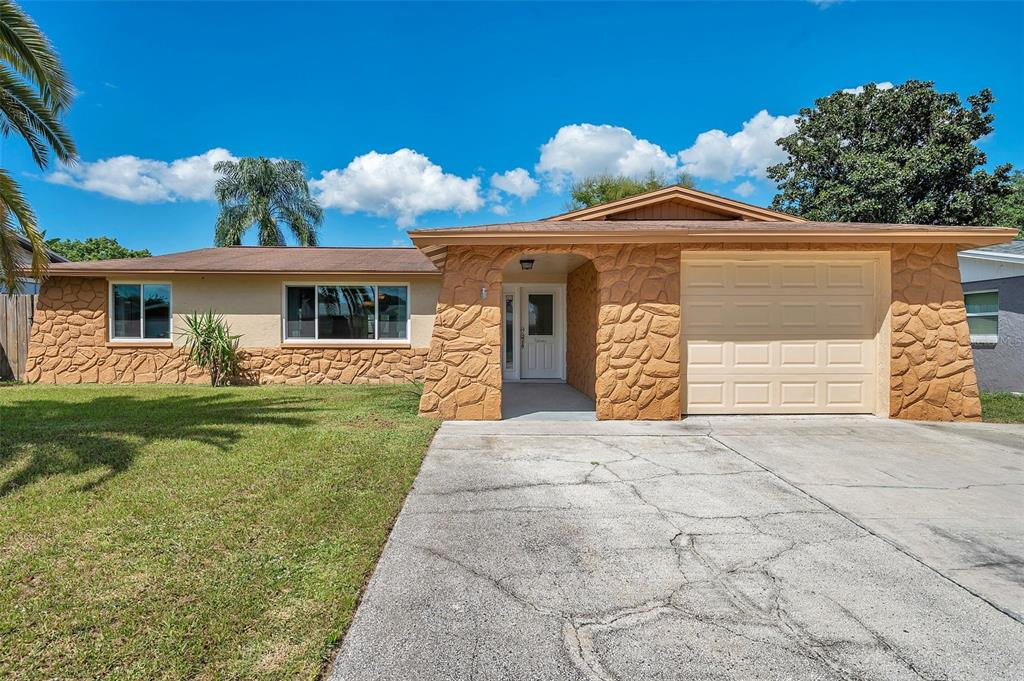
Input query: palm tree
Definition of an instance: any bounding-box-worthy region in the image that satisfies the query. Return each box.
[0,0,77,291]
[213,157,322,247]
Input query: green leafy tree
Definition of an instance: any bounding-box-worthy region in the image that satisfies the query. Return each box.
[993,171,1024,238]
[768,81,1012,225]
[0,0,77,291]
[45,236,151,261]
[567,171,696,210]
[213,157,322,247]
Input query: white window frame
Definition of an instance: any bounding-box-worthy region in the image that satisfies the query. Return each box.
[108,281,173,342]
[280,281,411,345]
[964,288,999,344]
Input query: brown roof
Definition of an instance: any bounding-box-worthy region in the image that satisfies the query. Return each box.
[409,220,1016,247]
[46,246,439,276]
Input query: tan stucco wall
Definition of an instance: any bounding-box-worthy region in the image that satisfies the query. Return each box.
[24,276,429,385]
[101,273,439,348]
[565,260,598,399]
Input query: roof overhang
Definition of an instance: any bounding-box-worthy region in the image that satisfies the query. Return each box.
[410,227,1017,248]
[29,268,441,278]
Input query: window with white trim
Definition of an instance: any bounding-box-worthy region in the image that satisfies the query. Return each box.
[965,290,999,343]
[284,284,409,341]
[110,283,172,340]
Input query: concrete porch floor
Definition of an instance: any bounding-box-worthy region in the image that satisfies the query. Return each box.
[501,382,596,421]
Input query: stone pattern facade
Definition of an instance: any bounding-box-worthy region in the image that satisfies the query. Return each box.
[418,244,681,420]
[25,277,427,386]
[889,244,981,421]
[565,260,598,400]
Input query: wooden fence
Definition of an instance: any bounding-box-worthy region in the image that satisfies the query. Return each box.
[0,294,37,381]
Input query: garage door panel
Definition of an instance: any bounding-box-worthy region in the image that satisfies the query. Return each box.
[684,256,879,415]
[683,260,875,296]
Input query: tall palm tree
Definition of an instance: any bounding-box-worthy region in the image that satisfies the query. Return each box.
[0,0,77,291]
[213,157,322,247]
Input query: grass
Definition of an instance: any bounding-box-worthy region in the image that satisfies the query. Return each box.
[0,383,439,680]
[981,391,1024,423]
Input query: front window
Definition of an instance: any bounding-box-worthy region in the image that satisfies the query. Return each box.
[284,284,408,341]
[111,283,171,340]
[965,290,999,344]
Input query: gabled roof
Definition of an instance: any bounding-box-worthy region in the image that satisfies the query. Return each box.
[546,185,806,223]
[44,246,439,276]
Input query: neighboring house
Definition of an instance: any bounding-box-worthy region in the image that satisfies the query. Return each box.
[958,241,1024,393]
[1,233,68,294]
[25,186,1016,422]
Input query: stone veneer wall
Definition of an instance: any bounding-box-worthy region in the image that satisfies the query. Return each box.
[565,260,598,400]
[889,244,981,421]
[25,277,427,385]
[418,244,681,420]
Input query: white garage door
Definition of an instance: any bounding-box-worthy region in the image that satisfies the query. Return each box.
[683,254,880,414]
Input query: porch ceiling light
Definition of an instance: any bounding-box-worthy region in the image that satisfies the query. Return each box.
[520,259,535,271]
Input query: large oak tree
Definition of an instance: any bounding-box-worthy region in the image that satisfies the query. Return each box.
[768,81,1012,226]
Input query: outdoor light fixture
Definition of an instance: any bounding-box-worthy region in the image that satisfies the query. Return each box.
[520,259,535,271]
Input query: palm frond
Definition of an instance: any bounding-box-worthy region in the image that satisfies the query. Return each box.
[0,63,76,166]
[0,167,43,291]
[0,0,73,113]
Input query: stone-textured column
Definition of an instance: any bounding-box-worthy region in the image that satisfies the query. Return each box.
[890,244,981,421]
[593,244,681,420]
[418,246,504,419]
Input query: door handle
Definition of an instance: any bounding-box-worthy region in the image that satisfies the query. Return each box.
[520,327,525,348]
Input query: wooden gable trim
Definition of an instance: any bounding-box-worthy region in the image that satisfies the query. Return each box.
[546,185,805,223]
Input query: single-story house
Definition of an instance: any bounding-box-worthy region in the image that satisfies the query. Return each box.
[25,186,1016,421]
[958,240,1024,392]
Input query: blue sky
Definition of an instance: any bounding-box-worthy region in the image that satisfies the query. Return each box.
[14,1,1024,255]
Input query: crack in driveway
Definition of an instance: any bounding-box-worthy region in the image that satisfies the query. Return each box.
[328,418,1024,681]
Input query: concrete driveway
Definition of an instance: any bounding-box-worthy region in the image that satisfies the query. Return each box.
[329,416,1024,680]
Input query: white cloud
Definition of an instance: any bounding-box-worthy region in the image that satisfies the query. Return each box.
[311,149,483,228]
[842,81,895,95]
[678,111,797,182]
[489,167,539,201]
[490,204,510,216]
[535,123,678,189]
[46,148,236,203]
[733,181,756,198]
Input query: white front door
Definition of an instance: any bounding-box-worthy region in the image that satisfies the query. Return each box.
[521,289,561,379]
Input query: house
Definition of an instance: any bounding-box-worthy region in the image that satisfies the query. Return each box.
[24,186,1016,422]
[1,233,68,294]
[958,240,1024,392]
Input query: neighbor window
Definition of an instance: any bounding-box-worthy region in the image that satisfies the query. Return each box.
[110,283,171,340]
[965,290,999,343]
[284,284,408,341]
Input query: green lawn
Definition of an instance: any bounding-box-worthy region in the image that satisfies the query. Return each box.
[981,391,1024,423]
[0,384,439,680]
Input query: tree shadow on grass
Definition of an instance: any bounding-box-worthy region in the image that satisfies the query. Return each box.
[0,391,316,498]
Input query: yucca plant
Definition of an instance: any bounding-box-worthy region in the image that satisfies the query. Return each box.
[180,311,241,387]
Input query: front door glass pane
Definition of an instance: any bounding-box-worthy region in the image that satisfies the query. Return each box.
[318,285,375,339]
[528,294,553,336]
[504,295,514,368]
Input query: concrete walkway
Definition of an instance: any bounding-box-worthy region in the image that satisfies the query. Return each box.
[501,382,596,421]
[329,416,1024,680]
